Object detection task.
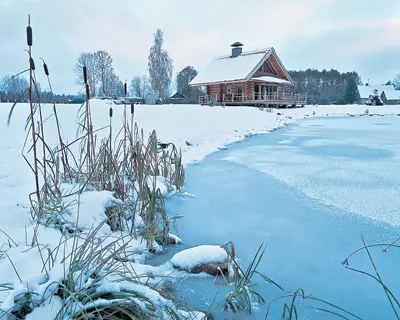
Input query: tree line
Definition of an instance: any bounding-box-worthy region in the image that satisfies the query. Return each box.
[0,74,81,103]
[287,69,362,104]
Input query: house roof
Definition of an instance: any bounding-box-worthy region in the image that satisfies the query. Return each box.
[170,92,188,99]
[382,85,400,100]
[190,47,292,86]
[358,84,400,100]
[357,85,376,99]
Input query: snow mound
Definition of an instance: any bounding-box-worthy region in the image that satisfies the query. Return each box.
[170,245,227,269]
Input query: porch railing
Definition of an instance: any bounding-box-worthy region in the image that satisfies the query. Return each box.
[199,92,307,105]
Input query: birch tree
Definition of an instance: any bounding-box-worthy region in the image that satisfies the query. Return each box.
[148,29,173,99]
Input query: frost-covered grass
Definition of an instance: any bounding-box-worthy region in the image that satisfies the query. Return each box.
[0,93,200,318]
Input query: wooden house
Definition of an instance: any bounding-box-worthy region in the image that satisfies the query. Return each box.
[190,42,307,106]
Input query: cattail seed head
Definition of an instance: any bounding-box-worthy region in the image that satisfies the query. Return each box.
[83,66,88,84]
[29,57,35,70]
[109,107,113,118]
[131,103,134,114]
[27,26,33,47]
[43,63,49,76]
[124,82,127,96]
[85,84,90,100]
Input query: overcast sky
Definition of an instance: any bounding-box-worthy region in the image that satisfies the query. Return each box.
[0,0,399,94]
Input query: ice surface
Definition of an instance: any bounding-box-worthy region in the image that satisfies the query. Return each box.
[222,116,400,226]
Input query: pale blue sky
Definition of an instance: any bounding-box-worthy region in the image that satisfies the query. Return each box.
[0,0,399,93]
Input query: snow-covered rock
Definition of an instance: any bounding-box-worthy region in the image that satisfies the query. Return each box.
[170,245,228,275]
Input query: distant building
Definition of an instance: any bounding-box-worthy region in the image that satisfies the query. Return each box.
[145,93,157,105]
[381,85,400,105]
[164,92,191,104]
[189,42,307,107]
[357,84,400,105]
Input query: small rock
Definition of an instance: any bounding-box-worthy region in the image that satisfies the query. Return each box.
[170,245,228,275]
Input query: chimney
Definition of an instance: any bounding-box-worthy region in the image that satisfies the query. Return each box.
[231,42,243,58]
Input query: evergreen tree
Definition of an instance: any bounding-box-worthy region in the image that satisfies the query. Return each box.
[288,69,362,104]
[344,76,359,104]
[176,66,203,101]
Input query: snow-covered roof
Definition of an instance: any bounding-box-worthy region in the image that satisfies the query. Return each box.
[190,48,273,86]
[382,85,400,100]
[357,85,375,99]
[252,76,291,85]
[358,84,400,100]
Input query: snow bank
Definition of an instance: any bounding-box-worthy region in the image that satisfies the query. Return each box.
[170,245,227,269]
[0,101,399,316]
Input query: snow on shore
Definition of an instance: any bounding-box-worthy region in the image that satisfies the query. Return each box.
[0,101,399,315]
[0,101,398,253]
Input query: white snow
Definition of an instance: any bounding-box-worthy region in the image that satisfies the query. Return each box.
[358,84,400,101]
[382,85,400,101]
[252,76,291,84]
[190,49,270,85]
[0,100,400,316]
[170,245,227,269]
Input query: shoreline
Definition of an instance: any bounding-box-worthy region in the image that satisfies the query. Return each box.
[0,102,400,317]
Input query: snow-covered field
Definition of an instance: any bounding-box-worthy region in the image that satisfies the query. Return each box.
[0,100,399,317]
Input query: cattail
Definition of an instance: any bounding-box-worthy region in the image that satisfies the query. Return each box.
[43,63,49,76]
[109,107,113,118]
[124,82,127,96]
[83,66,88,84]
[27,26,33,47]
[85,84,90,100]
[29,57,35,70]
[131,103,134,114]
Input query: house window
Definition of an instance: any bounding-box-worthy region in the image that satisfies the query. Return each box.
[236,85,243,96]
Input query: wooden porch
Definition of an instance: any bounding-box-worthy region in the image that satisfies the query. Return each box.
[199,92,307,107]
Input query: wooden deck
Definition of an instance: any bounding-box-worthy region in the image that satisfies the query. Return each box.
[199,92,307,106]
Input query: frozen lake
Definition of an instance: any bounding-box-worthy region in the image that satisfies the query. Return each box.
[162,116,400,319]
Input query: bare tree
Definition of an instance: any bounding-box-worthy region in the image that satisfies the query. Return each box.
[75,52,98,98]
[130,75,149,98]
[94,50,114,96]
[107,71,124,97]
[74,50,123,97]
[0,74,29,102]
[148,29,173,99]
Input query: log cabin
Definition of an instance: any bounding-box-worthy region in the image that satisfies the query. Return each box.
[190,42,307,107]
